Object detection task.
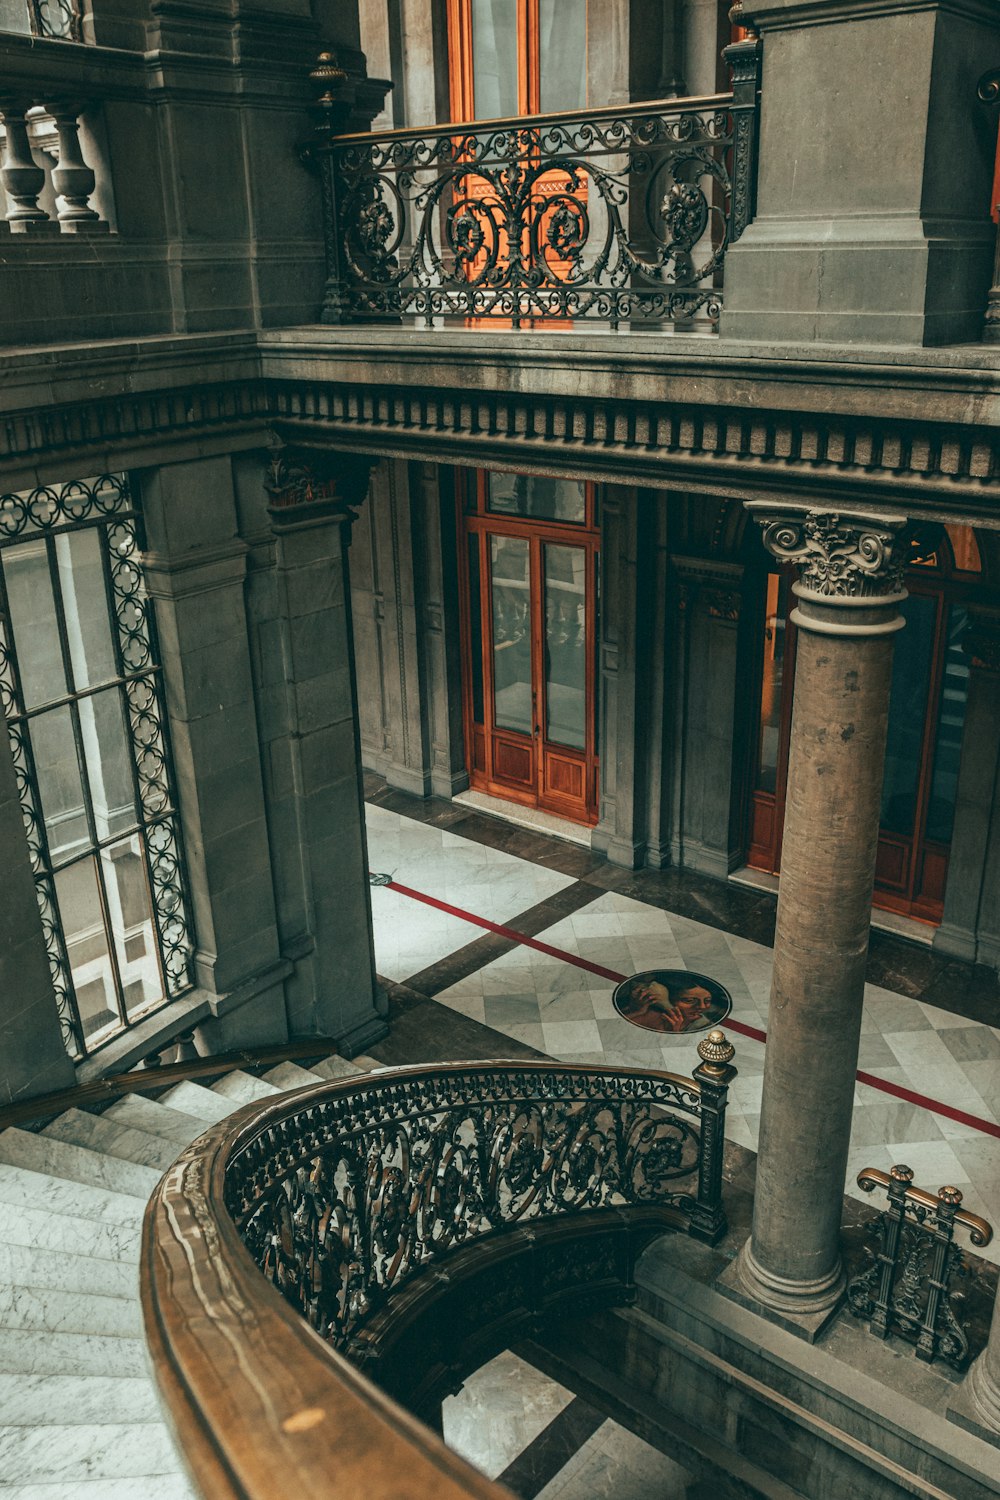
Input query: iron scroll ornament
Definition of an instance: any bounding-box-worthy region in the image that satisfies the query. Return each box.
[227,1060,733,1355]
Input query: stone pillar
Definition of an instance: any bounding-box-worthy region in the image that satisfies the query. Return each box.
[0,702,76,1101]
[951,1284,1000,1449]
[139,456,290,1052]
[722,0,1000,345]
[730,507,909,1329]
[256,438,387,1056]
[935,609,1000,964]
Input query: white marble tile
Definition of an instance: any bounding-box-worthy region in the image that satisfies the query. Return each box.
[43,1110,181,1172]
[310,1055,364,1082]
[443,1350,574,1480]
[0,1165,145,1229]
[0,1331,149,1380]
[103,1096,206,1147]
[0,1375,160,1428]
[541,1020,603,1056]
[209,1070,281,1105]
[0,1284,142,1339]
[3,1477,197,1500]
[0,1129,160,1201]
[157,1081,238,1124]
[262,1062,326,1091]
[0,1204,142,1264]
[0,1421,181,1482]
[0,1242,137,1301]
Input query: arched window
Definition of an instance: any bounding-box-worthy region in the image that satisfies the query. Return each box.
[748,524,982,924]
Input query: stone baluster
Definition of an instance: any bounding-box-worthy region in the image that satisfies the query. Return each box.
[0,101,55,232]
[49,101,108,232]
[724,506,910,1334]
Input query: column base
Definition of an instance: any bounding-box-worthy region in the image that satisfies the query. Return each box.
[948,1358,1000,1452]
[716,1239,845,1343]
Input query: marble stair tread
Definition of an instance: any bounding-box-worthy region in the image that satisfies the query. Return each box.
[0,1421,182,1483]
[156,1080,240,1124]
[210,1070,281,1104]
[261,1061,326,1090]
[0,1203,142,1263]
[0,1242,137,1300]
[42,1110,181,1172]
[0,1165,144,1228]
[0,1330,149,1379]
[0,1129,159,1200]
[103,1095,208,1146]
[311,1055,364,1082]
[0,1374,160,1427]
[0,1476,197,1500]
[0,1284,142,1339]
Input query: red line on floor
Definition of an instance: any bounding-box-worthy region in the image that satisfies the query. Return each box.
[380,877,1000,1142]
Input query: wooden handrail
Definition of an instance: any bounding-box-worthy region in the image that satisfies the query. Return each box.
[143,1056,731,1499]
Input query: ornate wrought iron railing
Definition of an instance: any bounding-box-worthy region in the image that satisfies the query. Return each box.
[27,0,83,41]
[144,1047,735,1500]
[227,1047,735,1357]
[847,1164,994,1368]
[308,41,761,332]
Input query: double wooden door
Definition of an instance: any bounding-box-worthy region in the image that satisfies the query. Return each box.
[458,471,599,825]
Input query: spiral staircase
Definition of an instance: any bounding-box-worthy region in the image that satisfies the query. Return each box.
[0,1054,363,1499]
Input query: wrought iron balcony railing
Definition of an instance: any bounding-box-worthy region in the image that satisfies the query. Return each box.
[308,41,761,334]
[144,1047,735,1499]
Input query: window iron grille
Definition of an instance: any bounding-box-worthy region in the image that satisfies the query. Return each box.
[0,474,194,1058]
[26,0,83,41]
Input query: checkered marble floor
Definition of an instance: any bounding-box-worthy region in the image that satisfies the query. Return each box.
[365,803,575,981]
[431,888,1000,1265]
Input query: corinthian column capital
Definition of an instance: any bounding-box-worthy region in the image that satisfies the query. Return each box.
[746,504,910,637]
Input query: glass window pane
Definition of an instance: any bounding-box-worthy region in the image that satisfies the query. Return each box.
[756,573,790,796]
[55,528,117,690]
[545,544,587,750]
[538,0,587,113]
[3,539,67,709]
[101,836,161,1019]
[880,593,937,837]
[28,705,88,864]
[53,857,120,1045]
[471,0,518,117]
[468,535,485,723]
[491,535,532,735]
[78,687,137,842]
[926,605,970,844]
[487,472,586,524]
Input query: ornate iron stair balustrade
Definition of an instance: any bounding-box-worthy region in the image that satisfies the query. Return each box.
[848,1164,994,1368]
[306,42,761,333]
[143,1046,735,1500]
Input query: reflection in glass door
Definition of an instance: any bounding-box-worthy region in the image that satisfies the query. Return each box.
[459,470,599,825]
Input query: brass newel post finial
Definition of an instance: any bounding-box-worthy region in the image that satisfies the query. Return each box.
[696,1027,736,1077]
[311,51,348,102]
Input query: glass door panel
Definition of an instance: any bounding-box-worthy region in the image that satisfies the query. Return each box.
[490,534,532,736]
[544,543,587,750]
[471,0,519,117]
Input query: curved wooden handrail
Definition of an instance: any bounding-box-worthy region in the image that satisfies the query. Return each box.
[143,1057,729,1500]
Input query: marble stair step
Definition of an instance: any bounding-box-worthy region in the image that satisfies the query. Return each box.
[311,1055,364,1082]
[0,1284,141,1340]
[210,1070,281,1105]
[0,1421,181,1483]
[0,1242,137,1300]
[103,1095,208,1146]
[0,1165,144,1228]
[262,1061,325,1090]
[157,1080,240,1124]
[0,1203,141,1263]
[0,1476,197,1500]
[43,1109,181,1172]
[0,1330,149,1379]
[0,1128,159,1200]
[0,1374,160,1427]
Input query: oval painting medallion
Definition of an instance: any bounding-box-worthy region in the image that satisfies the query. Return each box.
[612,969,732,1035]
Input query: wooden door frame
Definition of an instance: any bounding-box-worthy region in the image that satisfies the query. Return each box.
[455,468,600,825]
[446,0,538,122]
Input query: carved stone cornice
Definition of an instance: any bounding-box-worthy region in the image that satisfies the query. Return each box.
[748,507,909,603]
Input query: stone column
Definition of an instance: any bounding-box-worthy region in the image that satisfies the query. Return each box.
[730,507,909,1329]
[951,1281,1000,1448]
[257,437,387,1056]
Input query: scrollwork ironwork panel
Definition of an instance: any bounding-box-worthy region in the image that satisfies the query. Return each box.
[228,1062,730,1353]
[311,45,760,332]
[27,0,83,41]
